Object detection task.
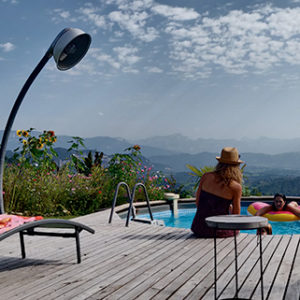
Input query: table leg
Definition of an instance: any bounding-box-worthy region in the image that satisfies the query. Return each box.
[214,229,217,300]
[234,230,239,299]
[259,228,264,300]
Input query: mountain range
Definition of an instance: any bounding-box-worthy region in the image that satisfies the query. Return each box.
[4,131,300,194]
[4,131,300,173]
[4,131,300,155]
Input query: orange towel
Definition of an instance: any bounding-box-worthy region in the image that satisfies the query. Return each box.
[0,214,43,234]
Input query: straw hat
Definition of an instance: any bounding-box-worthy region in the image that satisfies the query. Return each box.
[216,147,244,165]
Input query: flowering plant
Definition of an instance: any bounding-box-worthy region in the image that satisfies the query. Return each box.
[14,128,58,170]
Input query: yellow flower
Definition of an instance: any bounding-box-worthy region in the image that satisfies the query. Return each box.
[52,137,57,143]
[22,140,27,145]
[22,130,29,137]
[37,143,44,149]
[16,130,22,137]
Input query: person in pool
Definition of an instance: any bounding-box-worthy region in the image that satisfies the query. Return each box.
[191,147,243,238]
[255,193,300,218]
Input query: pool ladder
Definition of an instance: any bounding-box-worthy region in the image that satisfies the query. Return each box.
[109,182,165,227]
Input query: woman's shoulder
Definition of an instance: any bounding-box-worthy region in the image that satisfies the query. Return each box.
[229,180,242,193]
[202,171,216,178]
[201,172,215,182]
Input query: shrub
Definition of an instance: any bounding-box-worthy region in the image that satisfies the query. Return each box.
[3,132,171,216]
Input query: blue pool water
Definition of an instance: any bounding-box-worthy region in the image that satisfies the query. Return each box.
[138,204,300,235]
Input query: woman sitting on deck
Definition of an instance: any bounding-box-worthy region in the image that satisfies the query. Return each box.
[191,147,243,238]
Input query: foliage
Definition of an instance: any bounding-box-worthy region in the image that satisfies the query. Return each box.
[3,135,170,216]
[186,164,214,190]
[14,129,58,171]
[186,163,255,196]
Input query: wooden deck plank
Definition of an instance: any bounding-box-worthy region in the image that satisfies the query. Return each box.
[216,234,280,300]
[249,235,291,299]
[98,237,223,300]
[2,224,163,297]
[285,235,300,299]
[14,225,171,299]
[199,234,264,300]
[59,228,197,300]
[142,235,247,300]
[0,223,153,288]
[92,234,209,300]
[0,209,299,300]
[157,234,252,300]
[267,235,299,299]
[45,227,192,299]
[183,234,253,300]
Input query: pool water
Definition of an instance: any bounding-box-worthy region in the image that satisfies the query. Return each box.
[138,204,300,235]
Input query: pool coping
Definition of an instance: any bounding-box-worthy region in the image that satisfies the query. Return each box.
[115,196,285,218]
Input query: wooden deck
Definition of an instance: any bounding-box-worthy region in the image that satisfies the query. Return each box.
[0,209,299,299]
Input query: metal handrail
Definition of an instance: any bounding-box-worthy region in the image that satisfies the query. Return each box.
[108,182,132,224]
[126,183,154,227]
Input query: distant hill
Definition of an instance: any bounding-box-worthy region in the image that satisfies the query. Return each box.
[1,131,176,157]
[4,131,300,155]
[148,151,300,173]
[134,134,300,155]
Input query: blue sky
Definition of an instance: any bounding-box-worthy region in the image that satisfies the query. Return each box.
[2,0,300,140]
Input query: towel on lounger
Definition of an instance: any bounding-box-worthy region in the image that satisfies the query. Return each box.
[0,214,43,234]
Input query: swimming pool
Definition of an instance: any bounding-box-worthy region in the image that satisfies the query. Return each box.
[138,203,300,235]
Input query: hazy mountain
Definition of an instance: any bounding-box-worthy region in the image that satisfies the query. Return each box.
[135,134,300,155]
[1,131,176,157]
[4,131,300,157]
[148,152,300,173]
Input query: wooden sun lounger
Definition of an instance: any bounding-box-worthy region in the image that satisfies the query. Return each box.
[0,218,95,263]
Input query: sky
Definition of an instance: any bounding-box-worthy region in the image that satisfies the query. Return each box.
[2,0,300,141]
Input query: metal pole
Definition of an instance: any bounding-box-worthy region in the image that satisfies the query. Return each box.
[0,52,52,214]
[214,229,217,300]
[259,228,264,300]
[234,230,239,299]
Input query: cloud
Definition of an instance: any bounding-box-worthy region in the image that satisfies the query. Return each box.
[0,42,15,52]
[1,0,18,4]
[113,46,141,64]
[77,6,106,28]
[51,8,77,23]
[146,66,163,73]
[152,4,199,21]
[50,2,300,79]
[109,10,158,42]
[89,46,141,72]
[164,5,300,78]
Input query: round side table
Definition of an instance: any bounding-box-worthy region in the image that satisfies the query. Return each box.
[206,215,268,300]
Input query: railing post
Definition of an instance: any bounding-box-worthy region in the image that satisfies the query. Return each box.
[109,182,131,224]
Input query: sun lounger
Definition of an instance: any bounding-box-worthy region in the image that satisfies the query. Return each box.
[0,214,95,263]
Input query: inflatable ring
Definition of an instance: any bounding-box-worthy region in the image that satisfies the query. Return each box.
[247,201,300,222]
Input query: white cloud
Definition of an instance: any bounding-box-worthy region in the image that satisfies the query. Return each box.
[152,4,199,21]
[89,46,141,72]
[0,42,15,52]
[51,8,77,23]
[146,66,163,73]
[108,10,158,42]
[77,6,106,28]
[164,5,300,78]
[113,46,141,64]
[2,0,18,4]
[51,2,300,79]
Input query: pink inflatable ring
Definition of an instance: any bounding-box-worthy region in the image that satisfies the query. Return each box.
[247,201,300,222]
